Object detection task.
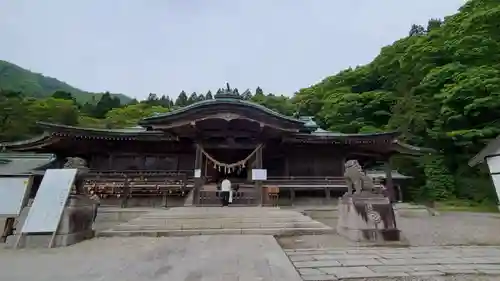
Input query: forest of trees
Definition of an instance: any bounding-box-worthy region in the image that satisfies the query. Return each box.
[1,0,499,206]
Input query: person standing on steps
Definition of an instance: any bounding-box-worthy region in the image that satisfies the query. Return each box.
[220,176,232,207]
[89,190,101,227]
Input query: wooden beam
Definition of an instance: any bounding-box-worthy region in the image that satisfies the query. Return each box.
[255,145,263,205]
[198,142,261,150]
[193,144,203,205]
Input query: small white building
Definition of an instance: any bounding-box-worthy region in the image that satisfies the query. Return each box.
[469,136,500,209]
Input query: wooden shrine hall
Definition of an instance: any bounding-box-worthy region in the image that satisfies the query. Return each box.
[0,89,424,207]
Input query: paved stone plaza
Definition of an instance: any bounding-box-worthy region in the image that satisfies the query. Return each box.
[0,236,303,281]
[286,246,500,280]
[2,207,500,280]
[1,236,500,280]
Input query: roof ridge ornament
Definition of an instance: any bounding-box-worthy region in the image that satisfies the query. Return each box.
[214,82,243,100]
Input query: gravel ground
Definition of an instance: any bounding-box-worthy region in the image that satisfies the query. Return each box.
[279,211,500,249]
[397,212,500,246]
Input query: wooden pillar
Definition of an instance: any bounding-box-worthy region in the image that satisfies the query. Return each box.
[108,154,114,170]
[324,187,331,202]
[193,144,203,205]
[255,145,263,206]
[397,184,403,202]
[290,189,296,205]
[284,155,289,177]
[1,218,15,243]
[384,156,396,203]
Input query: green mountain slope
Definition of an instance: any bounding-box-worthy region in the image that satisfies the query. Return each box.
[0,60,132,104]
[293,0,500,204]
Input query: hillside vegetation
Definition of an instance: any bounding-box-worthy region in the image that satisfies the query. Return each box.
[1,0,499,206]
[293,0,500,204]
[0,60,131,104]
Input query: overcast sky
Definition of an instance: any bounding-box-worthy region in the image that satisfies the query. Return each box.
[1,0,466,99]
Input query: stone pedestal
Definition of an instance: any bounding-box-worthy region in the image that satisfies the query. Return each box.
[6,195,96,248]
[336,193,401,242]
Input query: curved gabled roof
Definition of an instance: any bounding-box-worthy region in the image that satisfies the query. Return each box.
[139,97,305,127]
[0,133,52,149]
[0,152,56,175]
[36,122,164,136]
[310,130,400,138]
[0,122,176,151]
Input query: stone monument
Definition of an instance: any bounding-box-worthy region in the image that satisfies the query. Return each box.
[6,157,97,248]
[336,160,401,242]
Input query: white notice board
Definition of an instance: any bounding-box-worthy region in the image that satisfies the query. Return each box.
[194,169,202,178]
[487,156,500,174]
[491,174,500,204]
[21,169,77,233]
[252,169,267,181]
[0,177,30,216]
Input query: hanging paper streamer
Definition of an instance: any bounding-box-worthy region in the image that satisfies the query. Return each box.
[198,144,263,173]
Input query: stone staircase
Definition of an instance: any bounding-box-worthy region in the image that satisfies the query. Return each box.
[97,207,333,237]
[183,188,195,206]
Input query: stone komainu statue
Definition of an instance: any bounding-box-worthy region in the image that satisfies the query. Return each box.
[63,157,88,169]
[344,160,381,195]
[63,157,89,195]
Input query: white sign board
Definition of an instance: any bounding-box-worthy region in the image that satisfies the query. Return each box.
[487,156,500,174]
[194,169,202,178]
[490,174,500,204]
[0,177,30,216]
[252,169,267,181]
[21,169,77,233]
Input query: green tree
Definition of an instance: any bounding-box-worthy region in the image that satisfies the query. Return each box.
[158,95,174,107]
[105,103,170,128]
[175,91,189,107]
[409,24,426,36]
[28,98,79,125]
[52,90,75,102]
[91,92,122,118]
[292,0,500,204]
[0,90,32,141]
[426,18,443,33]
[187,92,199,104]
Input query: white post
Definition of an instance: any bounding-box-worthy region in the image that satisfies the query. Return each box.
[486,156,500,211]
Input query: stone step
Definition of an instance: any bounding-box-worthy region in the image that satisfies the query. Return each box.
[97,206,334,237]
[126,216,313,221]
[183,188,195,206]
[110,221,327,231]
[97,227,334,237]
[137,216,309,220]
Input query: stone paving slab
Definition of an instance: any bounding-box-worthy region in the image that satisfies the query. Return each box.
[285,246,500,280]
[0,236,302,281]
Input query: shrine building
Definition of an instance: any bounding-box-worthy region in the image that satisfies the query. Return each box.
[0,90,424,207]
